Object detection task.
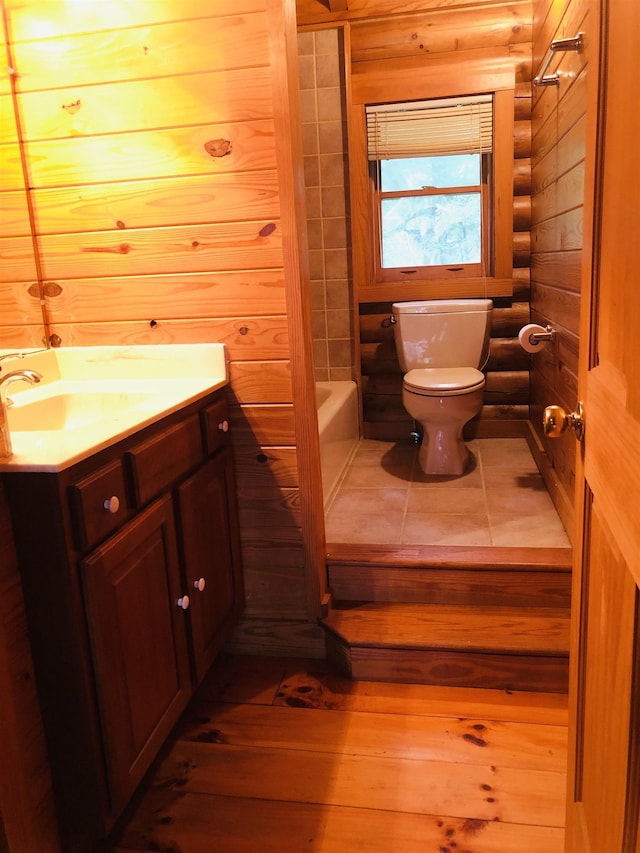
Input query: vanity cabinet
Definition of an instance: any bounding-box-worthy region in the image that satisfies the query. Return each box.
[2,388,243,853]
[80,494,192,819]
[176,451,238,683]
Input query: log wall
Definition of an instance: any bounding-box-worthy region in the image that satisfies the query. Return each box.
[530,0,588,534]
[299,0,535,441]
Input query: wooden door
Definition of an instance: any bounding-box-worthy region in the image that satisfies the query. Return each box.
[80,495,191,817]
[565,1,640,850]
[175,450,242,685]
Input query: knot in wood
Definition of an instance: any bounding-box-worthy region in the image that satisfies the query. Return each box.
[204,138,232,158]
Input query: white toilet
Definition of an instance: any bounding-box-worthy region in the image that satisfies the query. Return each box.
[391,299,493,476]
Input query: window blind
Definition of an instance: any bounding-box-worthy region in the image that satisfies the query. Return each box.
[366,94,493,161]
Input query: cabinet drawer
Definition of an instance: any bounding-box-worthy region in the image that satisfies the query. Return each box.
[126,415,203,506]
[68,460,128,551]
[201,397,231,456]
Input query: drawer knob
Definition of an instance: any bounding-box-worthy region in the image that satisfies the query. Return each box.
[218,420,229,433]
[103,495,120,514]
[193,577,206,592]
[176,595,190,611]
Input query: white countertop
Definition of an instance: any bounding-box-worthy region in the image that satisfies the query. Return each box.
[0,344,229,472]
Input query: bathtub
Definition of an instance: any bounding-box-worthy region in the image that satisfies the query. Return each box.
[315,380,359,508]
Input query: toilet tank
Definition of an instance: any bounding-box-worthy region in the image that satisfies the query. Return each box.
[391,299,493,371]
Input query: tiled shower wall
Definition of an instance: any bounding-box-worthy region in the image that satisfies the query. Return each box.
[297,28,355,381]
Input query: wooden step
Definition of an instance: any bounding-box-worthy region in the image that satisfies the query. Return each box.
[327,544,572,608]
[322,602,570,693]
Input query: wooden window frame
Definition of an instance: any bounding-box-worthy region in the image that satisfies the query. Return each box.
[350,76,515,303]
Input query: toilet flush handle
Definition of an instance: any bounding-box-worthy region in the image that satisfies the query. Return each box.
[543,402,585,441]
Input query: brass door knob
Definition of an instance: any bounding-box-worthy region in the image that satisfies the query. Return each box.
[543,401,585,441]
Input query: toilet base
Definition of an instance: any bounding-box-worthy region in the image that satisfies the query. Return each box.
[417,428,471,476]
[403,385,484,477]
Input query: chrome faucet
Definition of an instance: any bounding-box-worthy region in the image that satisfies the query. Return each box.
[0,369,43,456]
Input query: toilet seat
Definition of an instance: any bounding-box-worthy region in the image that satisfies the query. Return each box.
[403,367,485,397]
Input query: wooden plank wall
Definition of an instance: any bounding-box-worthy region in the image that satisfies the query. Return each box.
[530,0,587,534]
[299,0,535,442]
[0,11,45,348]
[0,1,325,654]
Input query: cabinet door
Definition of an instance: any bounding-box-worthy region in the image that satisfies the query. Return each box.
[80,495,191,815]
[176,450,242,685]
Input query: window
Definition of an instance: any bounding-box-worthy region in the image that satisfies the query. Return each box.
[366,95,493,282]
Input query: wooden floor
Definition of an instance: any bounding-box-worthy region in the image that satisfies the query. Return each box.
[104,654,568,853]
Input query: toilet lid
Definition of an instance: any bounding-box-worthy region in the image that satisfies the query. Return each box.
[404,367,486,397]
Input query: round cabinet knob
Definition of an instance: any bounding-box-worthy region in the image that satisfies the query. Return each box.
[218,420,229,433]
[103,495,120,514]
[193,577,206,592]
[176,595,190,610]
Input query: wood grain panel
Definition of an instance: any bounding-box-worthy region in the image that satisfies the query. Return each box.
[12,14,270,90]
[350,3,531,63]
[228,361,292,404]
[45,317,289,359]
[530,282,580,335]
[25,121,278,187]
[0,143,24,191]
[0,325,47,349]
[532,69,587,165]
[0,98,17,143]
[0,187,32,235]
[532,209,582,254]
[531,163,585,224]
[237,486,302,529]
[232,446,299,489]
[298,0,532,25]
[0,238,39,283]
[351,48,518,105]
[6,1,268,40]
[31,172,281,234]
[530,0,587,525]
[241,564,309,619]
[43,270,287,323]
[36,220,282,279]
[229,404,296,445]
[18,67,274,139]
[530,250,582,293]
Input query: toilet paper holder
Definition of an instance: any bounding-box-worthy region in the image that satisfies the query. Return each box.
[527,324,556,345]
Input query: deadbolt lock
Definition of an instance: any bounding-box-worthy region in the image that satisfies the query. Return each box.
[543,401,585,441]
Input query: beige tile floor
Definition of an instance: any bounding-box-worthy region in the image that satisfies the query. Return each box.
[325,437,572,548]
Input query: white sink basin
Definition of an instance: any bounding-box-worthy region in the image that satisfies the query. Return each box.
[0,345,229,471]
[8,388,159,432]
